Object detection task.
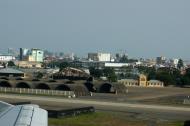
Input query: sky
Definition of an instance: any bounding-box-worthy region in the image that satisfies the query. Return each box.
[0,0,190,59]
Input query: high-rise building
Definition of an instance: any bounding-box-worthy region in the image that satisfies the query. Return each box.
[20,48,30,61]
[30,49,44,62]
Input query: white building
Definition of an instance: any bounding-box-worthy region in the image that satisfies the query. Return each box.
[88,53,111,62]
[63,53,75,60]
[170,59,179,68]
[104,63,129,68]
[30,49,44,62]
[0,54,16,62]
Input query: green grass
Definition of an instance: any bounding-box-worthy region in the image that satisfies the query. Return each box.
[48,112,184,126]
[49,112,143,126]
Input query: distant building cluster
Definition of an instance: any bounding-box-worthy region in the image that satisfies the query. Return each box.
[0,48,189,83]
[0,47,182,70]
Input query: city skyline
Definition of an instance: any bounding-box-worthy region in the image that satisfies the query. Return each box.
[0,47,188,62]
[0,0,190,59]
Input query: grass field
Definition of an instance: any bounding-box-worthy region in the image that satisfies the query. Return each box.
[48,112,184,126]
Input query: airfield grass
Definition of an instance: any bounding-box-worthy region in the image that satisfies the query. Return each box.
[48,112,183,126]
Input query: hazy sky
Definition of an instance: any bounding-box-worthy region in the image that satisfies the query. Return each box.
[0,0,190,59]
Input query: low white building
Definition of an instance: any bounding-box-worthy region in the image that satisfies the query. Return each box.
[88,53,111,62]
[104,63,129,68]
[0,54,16,62]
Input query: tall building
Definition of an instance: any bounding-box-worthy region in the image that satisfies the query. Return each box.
[88,53,111,62]
[30,49,44,62]
[20,48,30,61]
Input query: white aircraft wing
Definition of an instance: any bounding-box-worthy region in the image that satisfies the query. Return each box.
[0,101,48,126]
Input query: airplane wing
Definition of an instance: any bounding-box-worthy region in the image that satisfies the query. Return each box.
[0,101,48,126]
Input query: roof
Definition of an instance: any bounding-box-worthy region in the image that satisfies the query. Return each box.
[0,54,14,56]
[0,68,24,74]
[148,80,162,83]
[0,101,13,114]
[119,79,138,82]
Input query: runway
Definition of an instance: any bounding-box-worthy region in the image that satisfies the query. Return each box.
[0,94,190,121]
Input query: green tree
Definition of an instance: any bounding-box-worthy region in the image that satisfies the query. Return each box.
[119,55,128,63]
[156,67,180,86]
[156,72,174,86]
[148,70,156,80]
[115,53,120,60]
[107,73,117,82]
[89,67,103,78]
[180,68,190,86]
[127,59,138,63]
[48,61,60,68]
[185,68,190,78]
[59,62,71,71]
[36,72,43,79]
[119,66,133,79]
[177,59,184,69]
[180,76,190,86]
[7,61,15,67]
[103,68,117,82]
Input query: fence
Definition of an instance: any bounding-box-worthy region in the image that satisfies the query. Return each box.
[183,99,190,105]
[0,87,76,98]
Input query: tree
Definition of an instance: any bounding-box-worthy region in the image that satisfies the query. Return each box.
[59,62,70,71]
[185,68,190,78]
[128,59,138,63]
[36,72,43,79]
[115,53,120,59]
[107,73,117,82]
[156,72,175,86]
[156,67,181,86]
[177,59,184,69]
[119,55,128,63]
[148,70,156,80]
[89,67,103,78]
[103,68,117,82]
[180,76,190,86]
[47,61,60,68]
[7,61,15,67]
[180,68,190,86]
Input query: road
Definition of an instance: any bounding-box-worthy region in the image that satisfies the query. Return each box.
[0,94,190,121]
